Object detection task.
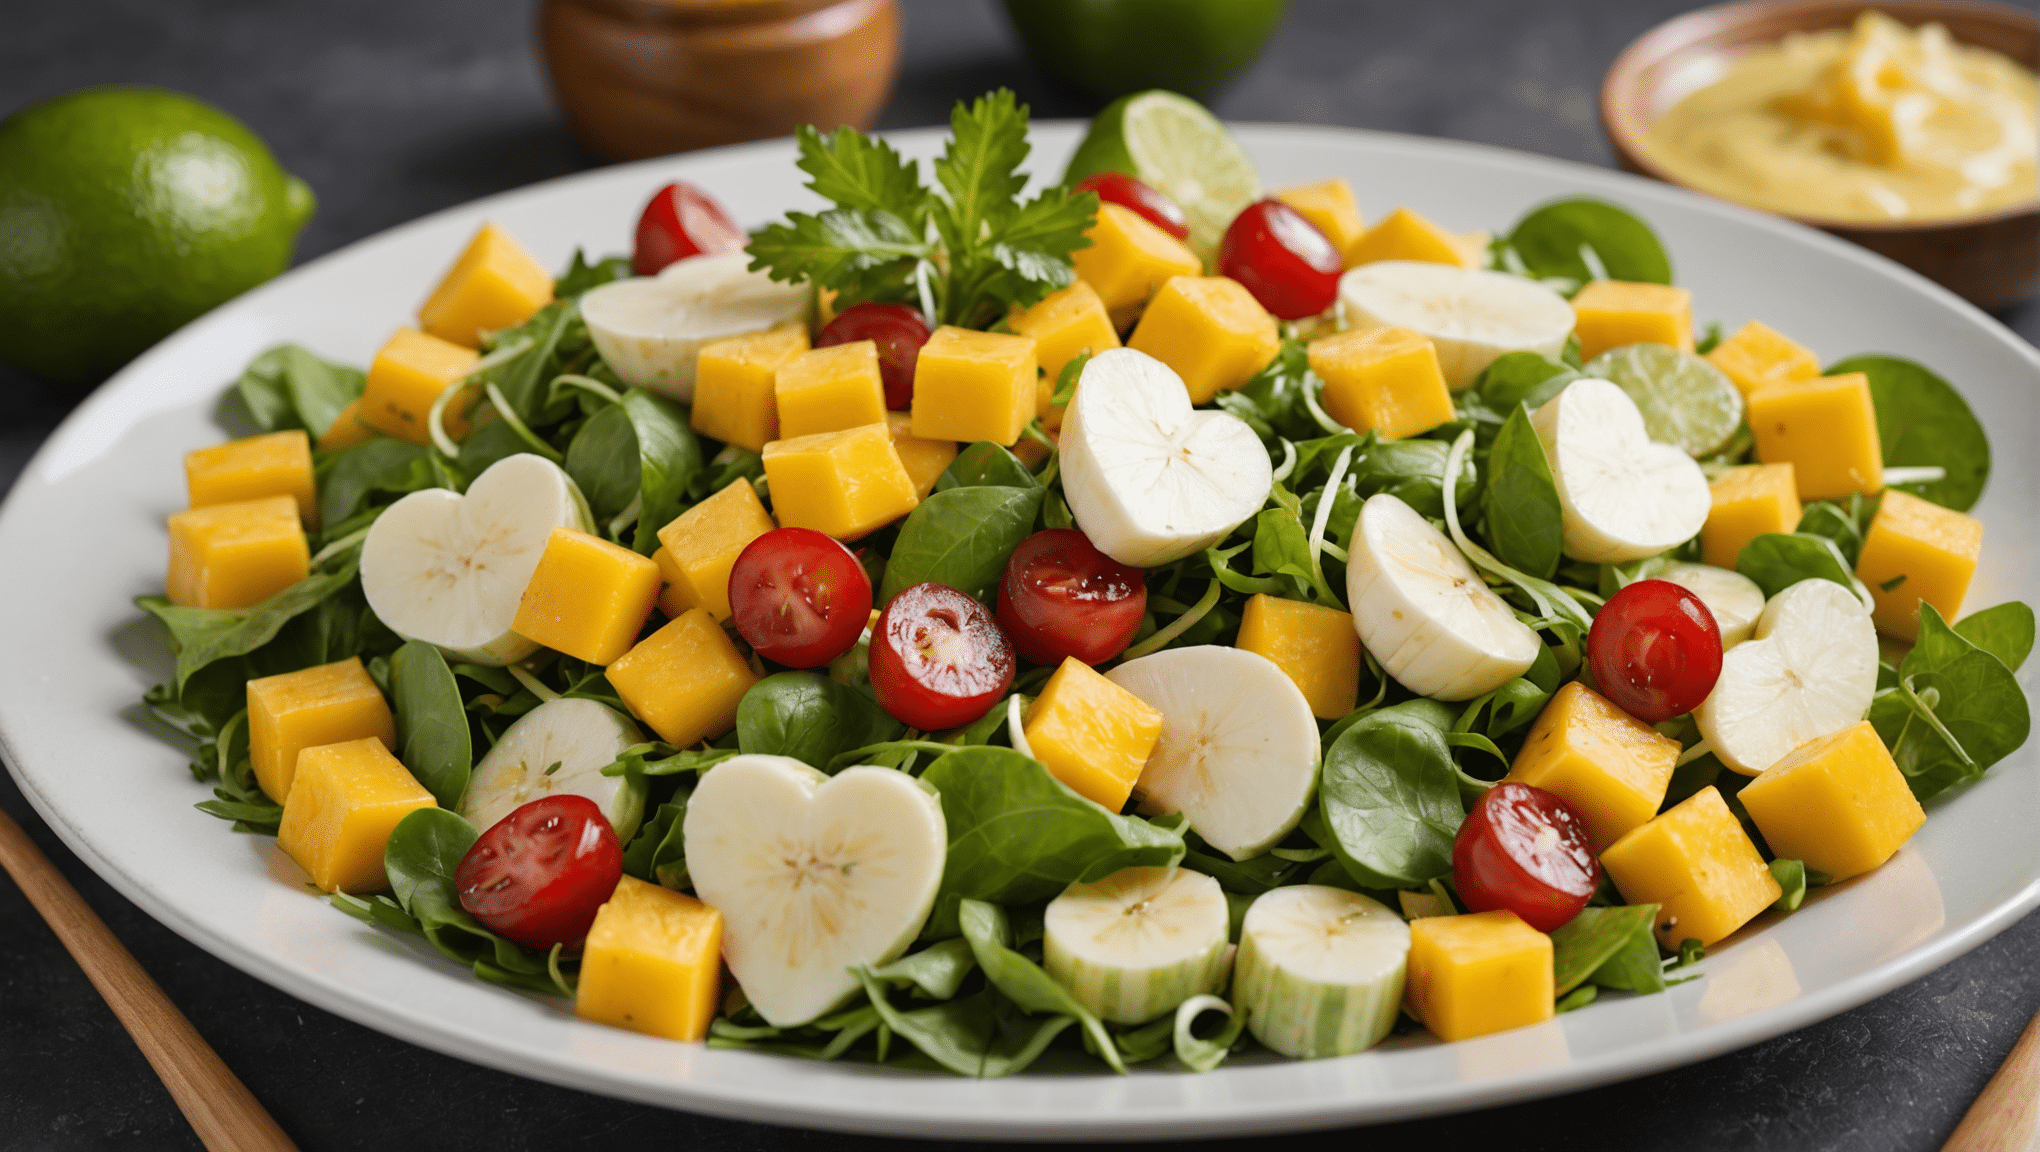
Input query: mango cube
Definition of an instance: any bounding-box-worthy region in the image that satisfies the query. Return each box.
[1073,202,1203,328]
[1740,721,1926,882]
[1308,326,1456,438]
[1748,372,1884,500]
[1406,910,1554,1043]
[247,657,396,804]
[1703,463,1802,570]
[1506,682,1679,852]
[775,340,888,440]
[607,609,758,747]
[910,327,1039,446]
[1706,320,1821,397]
[1601,786,1782,948]
[185,430,317,527]
[1570,280,1695,363]
[1025,657,1164,812]
[512,527,661,665]
[1235,594,1360,720]
[761,423,919,541]
[1127,276,1280,404]
[653,477,776,622]
[576,875,724,1041]
[315,400,379,452]
[1009,281,1119,428]
[1275,179,1366,263]
[886,412,957,498]
[166,495,310,610]
[275,738,436,894]
[361,328,480,445]
[691,322,808,452]
[1854,489,1983,641]
[1346,207,1474,268]
[416,222,553,348]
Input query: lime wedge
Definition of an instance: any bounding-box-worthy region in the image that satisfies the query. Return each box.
[1584,343,1746,459]
[1066,90,1261,263]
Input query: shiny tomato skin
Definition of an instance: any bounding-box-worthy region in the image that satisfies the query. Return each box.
[870,582,1015,730]
[1587,579,1724,723]
[1217,199,1343,319]
[632,182,746,275]
[728,527,874,668]
[995,529,1147,666]
[1452,782,1600,932]
[1072,172,1190,240]
[455,795,623,949]
[815,302,932,410]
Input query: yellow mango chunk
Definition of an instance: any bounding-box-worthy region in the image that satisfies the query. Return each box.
[1740,721,1926,882]
[1507,681,1679,852]
[1748,372,1883,500]
[691,322,808,452]
[361,328,481,445]
[512,527,661,665]
[1706,321,1821,397]
[185,430,317,527]
[1024,657,1164,812]
[166,495,309,610]
[1406,910,1554,1043]
[275,738,437,894]
[1346,207,1473,268]
[775,340,888,441]
[886,412,957,498]
[247,657,396,804]
[1126,276,1280,405]
[1072,202,1203,328]
[1602,786,1782,948]
[1234,594,1360,720]
[1009,281,1120,428]
[1308,326,1456,440]
[315,399,379,452]
[608,609,758,747]
[761,423,920,541]
[910,326,1039,446]
[653,477,776,622]
[1275,179,1366,264]
[416,222,554,348]
[1570,280,1695,363]
[576,875,724,1041]
[1703,463,1802,570]
[1854,488,1983,641]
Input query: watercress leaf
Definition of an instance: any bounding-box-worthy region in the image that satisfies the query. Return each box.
[936,441,1039,491]
[1550,904,1659,995]
[880,485,1044,602]
[1482,403,1564,579]
[564,402,640,522]
[959,898,1126,1074]
[317,438,437,528]
[554,249,634,298]
[1475,352,1580,411]
[736,672,903,768]
[1735,533,1868,602]
[1952,602,2034,673]
[1316,700,1466,888]
[390,639,473,808]
[1507,199,1672,286]
[620,388,703,554]
[136,557,363,692]
[1825,355,1990,511]
[1794,501,1866,567]
[868,937,979,1000]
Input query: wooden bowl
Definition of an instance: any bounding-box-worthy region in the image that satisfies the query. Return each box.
[1602,0,2040,309]
[539,0,899,163]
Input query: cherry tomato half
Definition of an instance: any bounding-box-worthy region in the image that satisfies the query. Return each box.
[1452,782,1599,932]
[816,302,931,410]
[1587,579,1723,724]
[1217,198,1343,320]
[455,794,623,949]
[870,582,1015,730]
[632,181,745,276]
[995,529,1147,666]
[1072,172,1190,240]
[727,527,873,668]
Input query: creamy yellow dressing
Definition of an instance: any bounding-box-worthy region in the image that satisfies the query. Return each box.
[1643,12,2038,222]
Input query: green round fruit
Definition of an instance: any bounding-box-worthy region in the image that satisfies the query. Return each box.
[0,86,315,383]
[1001,0,1287,103]
[1066,90,1262,262]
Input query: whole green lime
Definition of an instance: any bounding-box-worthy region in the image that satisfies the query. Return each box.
[1001,0,1287,103]
[0,86,315,383]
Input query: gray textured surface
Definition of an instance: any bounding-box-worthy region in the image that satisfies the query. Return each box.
[1,1,2037,1148]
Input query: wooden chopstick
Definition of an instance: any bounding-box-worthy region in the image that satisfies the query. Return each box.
[0,805,299,1152]
[1942,1006,2040,1151]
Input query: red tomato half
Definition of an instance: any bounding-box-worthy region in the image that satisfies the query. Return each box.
[727,527,873,668]
[632,182,745,275]
[816,302,931,410]
[455,795,623,949]
[1452,782,1599,932]
[1587,579,1724,723]
[1217,198,1343,319]
[1073,172,1190,240]
[870,582,1015,730]
[995,529,1147,666]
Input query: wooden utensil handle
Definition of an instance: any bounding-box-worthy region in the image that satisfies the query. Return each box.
[0,806,298,1152]
[1944,1005,2040,1151]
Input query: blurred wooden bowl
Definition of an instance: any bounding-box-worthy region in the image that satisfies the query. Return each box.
[540,0,899,162]
[1602,0,2040,310]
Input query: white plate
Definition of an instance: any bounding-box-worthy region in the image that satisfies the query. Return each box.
[2,124,2036,1140]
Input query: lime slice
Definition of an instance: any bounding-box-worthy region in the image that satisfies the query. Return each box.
[1066,90,1261,263]
[1585,343,1745,458]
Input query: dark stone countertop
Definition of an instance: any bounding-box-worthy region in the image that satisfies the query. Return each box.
[2,2,2037,1148]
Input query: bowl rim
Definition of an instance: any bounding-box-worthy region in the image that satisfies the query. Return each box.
[1601,0,2040,234]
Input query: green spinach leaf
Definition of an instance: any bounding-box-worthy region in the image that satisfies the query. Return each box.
[238,344,366,438]
[390,639,472,808]
[1826,355,1989,511]
[852,972,1074,1078]
[937,441,1039,491]
[880,485,1044,602]
[621,798,691,889]
[1736,533,1866,601]
[317,439,439,529]
[136,557,363,692]
[959,898,1126,1073]
[565,402,641,522]
[1505,199,1672,287]
[1953,602,2034,673]
[736,672,903,769]
[1870,603,2031,801]
[1482,403,1563,579]
[375,807,555,991]
[1315,699,1466,888]
[620,388,703,554]
[1550,904,1658,996]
